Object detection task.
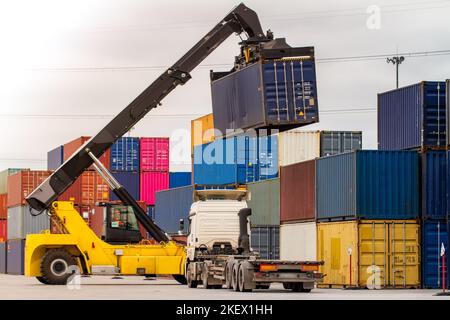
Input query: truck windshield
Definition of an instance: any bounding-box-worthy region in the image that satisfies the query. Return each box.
[110,205,139,231]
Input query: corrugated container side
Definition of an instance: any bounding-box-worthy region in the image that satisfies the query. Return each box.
[109,171,140,201]
[317,150,419,220]
[247,178,280,226]
[89,206,104,238]
[0,220,7,242]
[212,58,319,136]
[0,169,24,194]
[6,239,24,275]
[0,194,7,219]
[318,220,420,288]
[59,171,109,206]
[63,136,110,169]
[250,226,279,260]
[154,185,194,234]
[280,222,316,261]
[320,131,362,157]
[280,160,315,222]
[191,114,215,153]
[421,220,449,288]
[140,137,170,171]
[278,131,320,166]
[47,145,64,170]
[7,170,53,207]
[422,151,447,219]
[110,137,140,172]
[169,172,192,189]
[0,242,6,273]
[7,205,50,240]
[140,171,169,205]
[447,80,450,146]
[378,81,446,150]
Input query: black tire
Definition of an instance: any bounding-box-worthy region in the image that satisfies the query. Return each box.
[40,249,77,285]
[186,265,198,288]
[232,262,240,292]
[283,283,293,290]
[36,276,50,285]
[238,264,252,292]
[224,261,233,289]
[291,283,311,292]
[172,274,187,285]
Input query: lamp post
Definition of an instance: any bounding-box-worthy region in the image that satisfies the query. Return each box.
[386,56,405,88]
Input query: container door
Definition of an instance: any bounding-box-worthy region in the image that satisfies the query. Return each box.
[263,61,290,123]
[389,221,420,288]
[423,82,446,147]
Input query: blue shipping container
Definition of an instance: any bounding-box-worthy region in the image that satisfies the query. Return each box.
[0,242,6,274]
[211,57,318,137]
[169,172,192,189]
[110,137,140,171]
[422,151,447,219]
[422,220,449,288]
[47,145,64,170]
[447,79,450,146]
[154,185,194,234]
[193,135,278,186]
[316,150,420,220]
[109,171,140,201]
[6,239,24,275]
[378,81,446,150]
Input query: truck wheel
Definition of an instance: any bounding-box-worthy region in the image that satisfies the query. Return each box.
[283,283,292,290]
[238,264,252,292]
[232,262,240,292]
[202,268,213,289]
[36,276,50,285]
[40,249,77,285]
[224,261,233,289]
[186,266,198,288]
[172,274,187,285]
[291,283,311,292]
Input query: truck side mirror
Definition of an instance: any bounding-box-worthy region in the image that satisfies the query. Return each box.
[178,219,185,235]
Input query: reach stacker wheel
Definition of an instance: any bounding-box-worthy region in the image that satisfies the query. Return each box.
[40,249,77,285]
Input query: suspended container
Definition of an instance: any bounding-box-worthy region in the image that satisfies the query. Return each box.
[211,55,318,138]
[110,137,140,172]
[193,135,278,186]
[378,81,446,150]
[280,159,315,222]
[251,226,279,260]
[140,137,169,172]
[140,171,169,205]
[316,150,420,221]
[317,220,420,288]
[191,113,215,153]
[47,145,64,170]
[247,178,280,226]
[421,219,449,288]
[280,222,316,261]
[7,170,52,207]
[422,151,447,220]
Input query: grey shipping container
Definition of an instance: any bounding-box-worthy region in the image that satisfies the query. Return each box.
[6,239,24,275]
[378,81,446,150]
[7,205,50,240]
[251,226,279,260]
[247,178,280,226]
[320,131,362,157]
[154,185,194,234]
[316,150,420,221]
[0,242,6,273]
[0,168,25,194]
[211,54,318,137]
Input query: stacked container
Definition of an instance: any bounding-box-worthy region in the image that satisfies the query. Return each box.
[139,138,169,205]
[169,172,191,189]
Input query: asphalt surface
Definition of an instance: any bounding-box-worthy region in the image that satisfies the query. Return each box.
[0,274,449,300]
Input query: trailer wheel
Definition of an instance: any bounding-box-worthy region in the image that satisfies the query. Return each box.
[224,261,233,289]
[238,264,252,292]
[232,262,240,292]
[202,267,213,289]
[40,249,77,285]
[36,276,50,285]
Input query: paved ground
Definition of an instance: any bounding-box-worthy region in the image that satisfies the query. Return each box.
[0,274,448,300]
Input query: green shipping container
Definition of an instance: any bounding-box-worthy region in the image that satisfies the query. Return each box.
[0,169,24,194]
[247,178,280,226]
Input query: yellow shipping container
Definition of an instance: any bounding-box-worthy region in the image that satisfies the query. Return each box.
[191,113,215,153]
[317,220,420,289]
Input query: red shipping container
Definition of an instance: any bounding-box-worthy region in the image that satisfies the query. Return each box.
[140,171,169,205]
[280,159,316,223]
[7,170,52,207]
[59,171,109,206]
[0,194,7,219]
[0,220,7,241]
[63,136,110,169]
[140,137,169,171]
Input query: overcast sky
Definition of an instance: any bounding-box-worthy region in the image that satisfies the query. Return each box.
[0,0,449,172]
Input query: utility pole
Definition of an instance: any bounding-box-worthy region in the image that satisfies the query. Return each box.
[386,56,405,88]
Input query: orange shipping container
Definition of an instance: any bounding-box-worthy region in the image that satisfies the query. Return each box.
[191,113,215,153]
[0,194,7,219]
[7,170,52,207]
[63,136,110,169]
[59,171,109,206]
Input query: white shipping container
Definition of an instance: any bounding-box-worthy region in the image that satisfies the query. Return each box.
[278,131,320,166]
[7,205,50,240]
[280,222,317,261]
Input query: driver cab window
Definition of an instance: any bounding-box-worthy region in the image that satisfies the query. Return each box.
[110,205,139,231]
